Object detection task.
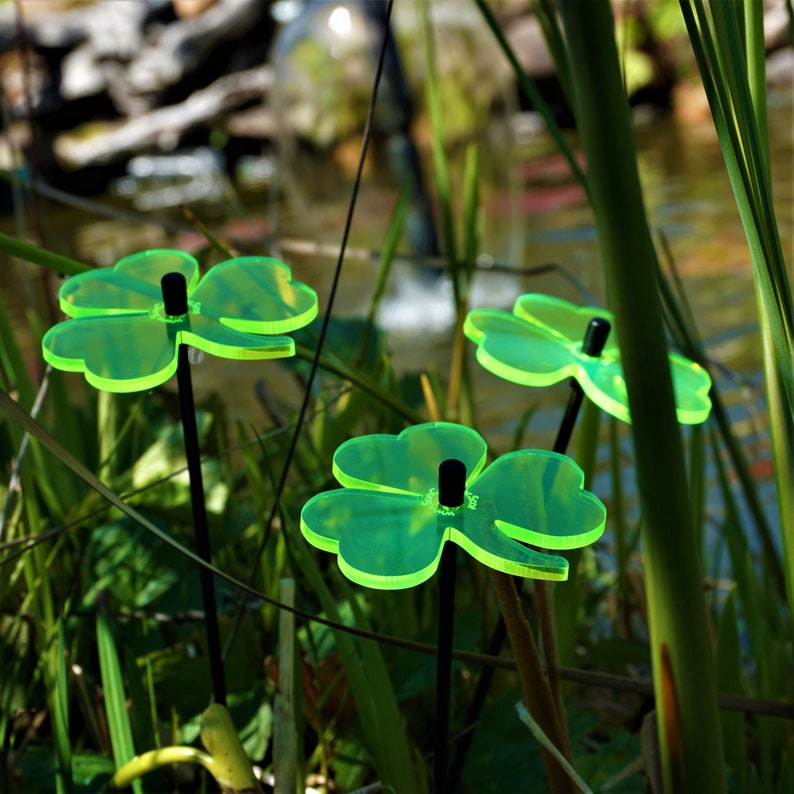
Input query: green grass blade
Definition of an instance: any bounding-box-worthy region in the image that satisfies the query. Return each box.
[0,233,89,276]
[461,142,480,284]
[54,621,73,794]
[250,435,425,793]
[709,427,786,788]
[447,142,481,423]
[608,416,632,637]
[0,295,36,409]
[533,0,576,106]
[417,0,457,271]
[0,387,250,589]
[294,345,424,425]
[743,0,769,170]
[681,2,794,419]
[96,609,144,794]
[343,579,429,793]
[555,397,601,670]
[656,259,785,595]
[681,0,794,616]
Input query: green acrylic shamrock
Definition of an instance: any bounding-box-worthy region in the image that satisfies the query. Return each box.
[42,249,318,392]
[464,293,712,424]
[300,422,606,589]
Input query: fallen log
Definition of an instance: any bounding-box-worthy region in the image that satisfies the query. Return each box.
[54,65,274,168]
[119,0,264,101]
[0,0,170,53]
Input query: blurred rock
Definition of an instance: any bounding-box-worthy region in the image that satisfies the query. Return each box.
[172,0,218,18]
[118,0,263,111]
[767,47,794,87]
[765,0,792,51]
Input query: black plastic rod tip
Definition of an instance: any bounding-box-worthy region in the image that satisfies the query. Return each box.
[161,272,189,317]
[582,316,611,357]
[438,458,466,508]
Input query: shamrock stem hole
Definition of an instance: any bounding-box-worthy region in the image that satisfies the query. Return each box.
[438,458,466,508]
[161,272,189,317]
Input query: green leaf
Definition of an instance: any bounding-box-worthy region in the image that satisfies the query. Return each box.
[19,748,114,793]
[461,689,546,793]
[84,519,180,609]
[238,699,273,761]
[332,738,370,792]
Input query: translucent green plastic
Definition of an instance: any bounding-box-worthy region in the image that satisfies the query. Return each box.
[42,250,318,392]
[300,422,606,589]
[464,294,712,424]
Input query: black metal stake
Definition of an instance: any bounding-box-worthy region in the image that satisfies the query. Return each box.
[552,317,612,454]
[162,272,226,706]
[448,317,611,787]
[434,458,466,794]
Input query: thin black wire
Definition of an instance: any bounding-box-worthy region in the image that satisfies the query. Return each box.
[223,0,396,663]
[175,343,226,705]
[15,592,793,722]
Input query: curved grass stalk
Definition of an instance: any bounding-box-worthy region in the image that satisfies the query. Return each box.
[110,705,262,792]
[0,232,89,276]
[110,747,217,789]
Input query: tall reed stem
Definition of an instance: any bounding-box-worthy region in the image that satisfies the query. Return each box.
[557,2,726,791]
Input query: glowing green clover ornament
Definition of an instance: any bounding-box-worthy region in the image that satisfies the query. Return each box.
[42,249,318,393]
[464,294,712,424]
[42,248,318,707]
[300,422,606,589]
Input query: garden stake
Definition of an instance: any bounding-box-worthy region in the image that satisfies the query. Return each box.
[534,317,611,736]
[551,317,612,454]
[161,271,226,706]
[434,458,466,794]
[451,316,611,786]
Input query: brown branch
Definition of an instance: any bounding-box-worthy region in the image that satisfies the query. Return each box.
[490,570,577,794]
[54,66,273,168]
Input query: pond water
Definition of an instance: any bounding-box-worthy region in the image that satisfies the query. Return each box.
[0,85,790,536]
